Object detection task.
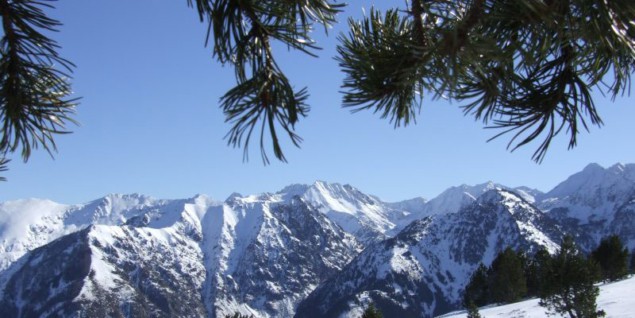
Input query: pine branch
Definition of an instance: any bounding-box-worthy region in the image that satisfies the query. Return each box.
[190,0,343,163]
[338,0,633,162]
[337,9,426,127]
[0,157,8,181]
[0,0,78,166]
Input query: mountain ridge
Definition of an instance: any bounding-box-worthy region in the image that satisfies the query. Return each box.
[1,162,634,317]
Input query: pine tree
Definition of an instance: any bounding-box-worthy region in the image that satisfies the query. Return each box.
[464,263,490,307]
[361,302,383,318]
[591,235,629,282]
[539,235,605,318]
[526,247,553,298]
[466,301,482,318]
[488,247,527,304]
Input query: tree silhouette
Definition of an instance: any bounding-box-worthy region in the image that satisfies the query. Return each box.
[361,302,383,318]
[539,235,605,318]
[489,247,527,304]
[591,235,629,282]
[464,263,490,307]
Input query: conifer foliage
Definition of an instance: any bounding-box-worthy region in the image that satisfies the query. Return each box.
[337,0,635,163]
[525,247,552,298]
[539,236,605,318]
[0,0,78,179]
[463,263,490,307]
[488,247,527,304]
[591,235,629,282]
[464,238,616,317]
[466,301,482,318]
[1,1,635,174]
[361,302,383,318]
[463,249,527,306]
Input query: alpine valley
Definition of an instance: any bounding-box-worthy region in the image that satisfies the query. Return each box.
[1,163,634,317]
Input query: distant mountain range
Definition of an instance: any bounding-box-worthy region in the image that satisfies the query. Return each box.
[0,163,634,317]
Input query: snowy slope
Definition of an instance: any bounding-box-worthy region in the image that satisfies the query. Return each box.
[0,194,181,272]
[278,181,411,243]
[438,276,635,318]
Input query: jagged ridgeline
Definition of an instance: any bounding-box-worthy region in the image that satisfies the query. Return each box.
[0,163,634,317]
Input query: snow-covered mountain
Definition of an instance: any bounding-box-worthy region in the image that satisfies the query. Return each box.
[276,182,409,243]
[295,189,561,317]
[0,188,366,318]
[204,194,361,317]
[537,163,635,252]
[0,193,181,272]
[539,163,635,220]
[0,163,633,317]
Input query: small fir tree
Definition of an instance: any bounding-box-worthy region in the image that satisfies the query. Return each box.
[466,301,482,318]
[464,263,490,307]
[488,248,527,304]
[591,235,629,282]
[539,236,605,318]
[525,248,552,298]
[361,302,383,318]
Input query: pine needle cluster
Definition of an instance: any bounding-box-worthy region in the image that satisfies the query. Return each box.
[338,0,635,162]
[0,0,78,179]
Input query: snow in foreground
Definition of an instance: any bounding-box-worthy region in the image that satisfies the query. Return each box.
[437,276,635,318]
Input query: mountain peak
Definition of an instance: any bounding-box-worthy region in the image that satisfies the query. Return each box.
[477,188,512,204]
[609,162,625,172]
[225,192,244,202]
[583,162,604,172]
[607,162,634,177]
[546,162,635,199]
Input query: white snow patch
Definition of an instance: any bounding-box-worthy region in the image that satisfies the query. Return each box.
[437,276,635,318]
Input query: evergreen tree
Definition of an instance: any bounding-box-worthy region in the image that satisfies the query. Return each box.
[539,236,605,318]
[466,301,482,318]
[361,302,383,318]
[488,247,527,304]
[631,249,635,273]
[591,235,629,282]
[2,1,634,176]
[464,263,490,307]
[526,248,553,298]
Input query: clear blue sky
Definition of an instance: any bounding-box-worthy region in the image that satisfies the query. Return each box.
[1,0,634,204]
